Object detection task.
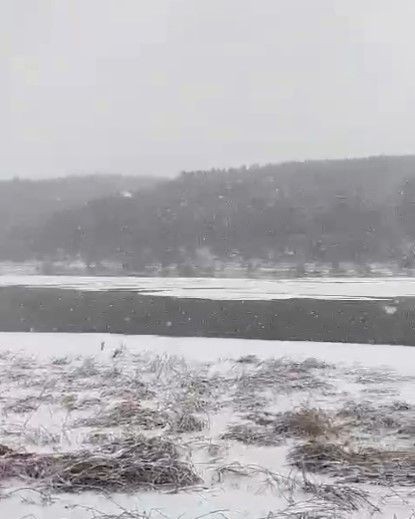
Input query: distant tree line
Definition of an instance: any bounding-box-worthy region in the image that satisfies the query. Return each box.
[3,156,415,269]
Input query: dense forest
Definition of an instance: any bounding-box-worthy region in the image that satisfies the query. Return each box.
[0,175,159,263]
[3,156,415,271]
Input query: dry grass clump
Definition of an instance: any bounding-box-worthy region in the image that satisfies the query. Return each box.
[397,422,415,437]
[336,401,402,433]
[0,436,200,491]
[224,407,335,446]
[51,356,71,366]
[290,439,415,486]
[214,462,377,517]
[2,396,41,415]
[266,508,348,518]
[71,356,101,378]
[245,410,276,426]
[84,431,114,446]
[230,386,269,412]
[144,353,189,381]
[298,358,333,370]
[389,400,411,411]
[168,369,227,415]
[272,408,336,439]
[179,373,215,400]
[229,357,333,413]
[221,423,282,446]
[273,483,378,518]
[346,366,413,386]
[302,480,377,513]
[235,354,260,365]
[100,383,154,402]
[1,356,42,386]
[235,357,333,398]
[232,407,337,446]
[75,399,168,429]
[169,411,206,434]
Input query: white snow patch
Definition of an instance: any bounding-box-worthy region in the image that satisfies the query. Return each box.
[0,275,415,300]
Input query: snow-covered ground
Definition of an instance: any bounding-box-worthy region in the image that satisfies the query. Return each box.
[1,333,415,518]
[0,332,413,372]
[1,274,415,300]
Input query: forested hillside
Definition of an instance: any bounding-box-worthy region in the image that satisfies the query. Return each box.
[3,156,415,270]
[0,175,159,261]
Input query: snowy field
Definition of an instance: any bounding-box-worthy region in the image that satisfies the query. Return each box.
[1,333,415,518]
[1,274,415,300]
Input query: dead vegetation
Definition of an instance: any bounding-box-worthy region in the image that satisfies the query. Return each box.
[1,347,415,517]
[343,365,415,389]
[168,411,206,433]
[290,439,415,486]
[336,400,404,433]
[71,356,101,378]
[241,358,333,393]
[74,400,168,429]
[99,383,154,402]
[2,396,42,415]
[51,356,71,366]
[223,408,336,446]
[0,435,199,491]
[268,408,335,439]
[228,357,334,414]
[221,423,282,446]
[84,431,114,446]
[235,354,260,364]
[231,358,333,411]
[231,386,269,412]
[214,461,378,517]
[302,480,377,513]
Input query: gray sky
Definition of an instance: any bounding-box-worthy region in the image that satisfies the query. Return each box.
[1,0,415,179]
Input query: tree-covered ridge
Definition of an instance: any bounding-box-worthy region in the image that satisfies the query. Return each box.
[3,156,415,269]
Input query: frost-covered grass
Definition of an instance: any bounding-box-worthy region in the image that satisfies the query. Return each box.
[1,334,415,517]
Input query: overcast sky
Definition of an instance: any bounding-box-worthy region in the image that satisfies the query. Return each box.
[1,0,415,179]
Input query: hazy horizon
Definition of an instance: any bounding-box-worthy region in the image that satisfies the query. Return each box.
[3,152,415,183]
[2,0,415,179]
